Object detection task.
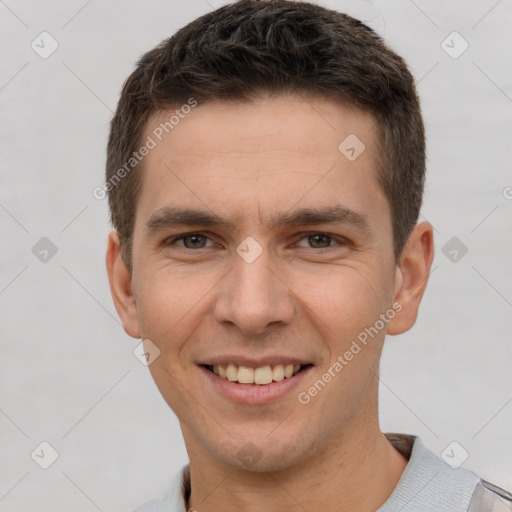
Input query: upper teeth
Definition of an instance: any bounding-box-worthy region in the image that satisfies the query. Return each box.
[212,364,302,385]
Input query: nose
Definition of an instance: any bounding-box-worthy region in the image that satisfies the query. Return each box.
[213,247,295,336]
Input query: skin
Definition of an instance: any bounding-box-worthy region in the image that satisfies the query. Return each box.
[106,93,434,512]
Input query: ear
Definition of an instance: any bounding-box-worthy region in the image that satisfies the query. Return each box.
[105,229,141,338]
[387,221,434,335]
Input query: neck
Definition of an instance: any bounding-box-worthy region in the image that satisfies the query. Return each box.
[185,427,408,512]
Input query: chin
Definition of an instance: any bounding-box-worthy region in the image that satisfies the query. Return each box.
[205,428,316,474]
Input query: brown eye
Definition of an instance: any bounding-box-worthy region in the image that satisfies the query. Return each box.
[165,233,211,249]
[181,234,208,248]
[307,234,332,248]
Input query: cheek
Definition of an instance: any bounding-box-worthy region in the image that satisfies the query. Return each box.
[291,265,391,345]
[135,271,216,413]
[134,267,216,354]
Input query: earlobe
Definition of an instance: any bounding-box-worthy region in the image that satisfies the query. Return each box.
[387,222,435,336]
[105,229,141,339]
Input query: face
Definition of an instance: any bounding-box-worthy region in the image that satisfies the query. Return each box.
[107,94,433,472]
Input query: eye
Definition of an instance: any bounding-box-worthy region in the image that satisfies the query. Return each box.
[295,233,347,249]
[165,233,212,249]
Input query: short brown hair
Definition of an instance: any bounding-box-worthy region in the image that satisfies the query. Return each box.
[106,0,425,269]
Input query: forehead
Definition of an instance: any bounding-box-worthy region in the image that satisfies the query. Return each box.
[136,94,386,228]
[146,94,377,162]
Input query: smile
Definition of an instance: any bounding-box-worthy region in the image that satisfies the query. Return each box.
[204,363,310,385]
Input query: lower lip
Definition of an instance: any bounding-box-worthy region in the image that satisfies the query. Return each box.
[198,365,313,405]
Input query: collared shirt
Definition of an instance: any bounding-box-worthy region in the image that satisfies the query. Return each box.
[133,432,512,512]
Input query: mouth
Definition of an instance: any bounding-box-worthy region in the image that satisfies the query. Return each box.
[201,363,313,385]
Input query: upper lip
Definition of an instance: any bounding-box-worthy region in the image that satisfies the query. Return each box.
[199,356,313,367]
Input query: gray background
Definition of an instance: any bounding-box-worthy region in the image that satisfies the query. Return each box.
[1,0,511,510]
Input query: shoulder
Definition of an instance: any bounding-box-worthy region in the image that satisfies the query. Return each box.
[381,433,511,512]
[468,479,512,511]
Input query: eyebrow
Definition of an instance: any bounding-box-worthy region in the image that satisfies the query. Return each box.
[145,205,370,234]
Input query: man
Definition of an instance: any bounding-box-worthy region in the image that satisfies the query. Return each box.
[105,1,512,510]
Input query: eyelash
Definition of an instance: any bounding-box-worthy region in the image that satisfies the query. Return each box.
[163,232,349,250]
